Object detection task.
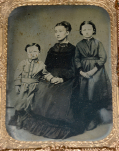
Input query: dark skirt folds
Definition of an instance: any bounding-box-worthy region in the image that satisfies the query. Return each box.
[21,79,86,139]
[78,67,112,110]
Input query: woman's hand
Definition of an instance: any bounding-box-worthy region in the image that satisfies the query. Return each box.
[51,77,63,84]
[55,78,63,84]
[80,71,90,78]
[15,85,21,94]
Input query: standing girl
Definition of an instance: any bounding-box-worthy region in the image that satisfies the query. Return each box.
[75,21,112,130]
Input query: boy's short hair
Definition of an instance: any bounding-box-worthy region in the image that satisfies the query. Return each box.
[79,21,96,35]
[55,21,72,32]
[25,43,41,52]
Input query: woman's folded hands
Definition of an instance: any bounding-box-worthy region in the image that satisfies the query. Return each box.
[50,77,64,84]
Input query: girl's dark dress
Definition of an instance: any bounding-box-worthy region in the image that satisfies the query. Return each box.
[21,43,85,139]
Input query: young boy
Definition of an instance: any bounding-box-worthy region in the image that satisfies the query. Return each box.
[9,43,54,129]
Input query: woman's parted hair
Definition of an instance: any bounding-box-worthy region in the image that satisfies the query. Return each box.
[79,21,96,35]
[55,21,72,32]
[25,43,41,52]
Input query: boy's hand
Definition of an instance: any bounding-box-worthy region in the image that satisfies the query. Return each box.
[15,86,20,94]
[80,71,90,78]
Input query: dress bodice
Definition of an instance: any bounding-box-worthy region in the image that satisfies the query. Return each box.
[45,43,75,69]
[45,43,76,81]
[75,38,107,71]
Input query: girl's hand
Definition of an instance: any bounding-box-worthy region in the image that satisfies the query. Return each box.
[87,67,98,77]
[80,71,90,78]
[15,85,20,94]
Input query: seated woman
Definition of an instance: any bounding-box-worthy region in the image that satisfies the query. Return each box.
[20,21,86,139]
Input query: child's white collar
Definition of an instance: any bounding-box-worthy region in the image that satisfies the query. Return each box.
[28,58,39,63]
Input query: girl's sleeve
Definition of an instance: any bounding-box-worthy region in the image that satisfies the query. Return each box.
[75,45,82,71]
[14,60,25,86]
[95,42,107,69]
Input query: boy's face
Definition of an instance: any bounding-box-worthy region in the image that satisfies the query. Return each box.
[54,26,69,41]
[27,45,39,60]
[81,24,94,38]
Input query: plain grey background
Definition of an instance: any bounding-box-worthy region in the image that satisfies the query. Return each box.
[6,5,111,107]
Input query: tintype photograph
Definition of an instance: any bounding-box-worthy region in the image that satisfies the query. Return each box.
[6,5,113,142]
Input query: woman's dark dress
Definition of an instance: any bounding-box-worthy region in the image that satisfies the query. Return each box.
[21,43,85,139]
